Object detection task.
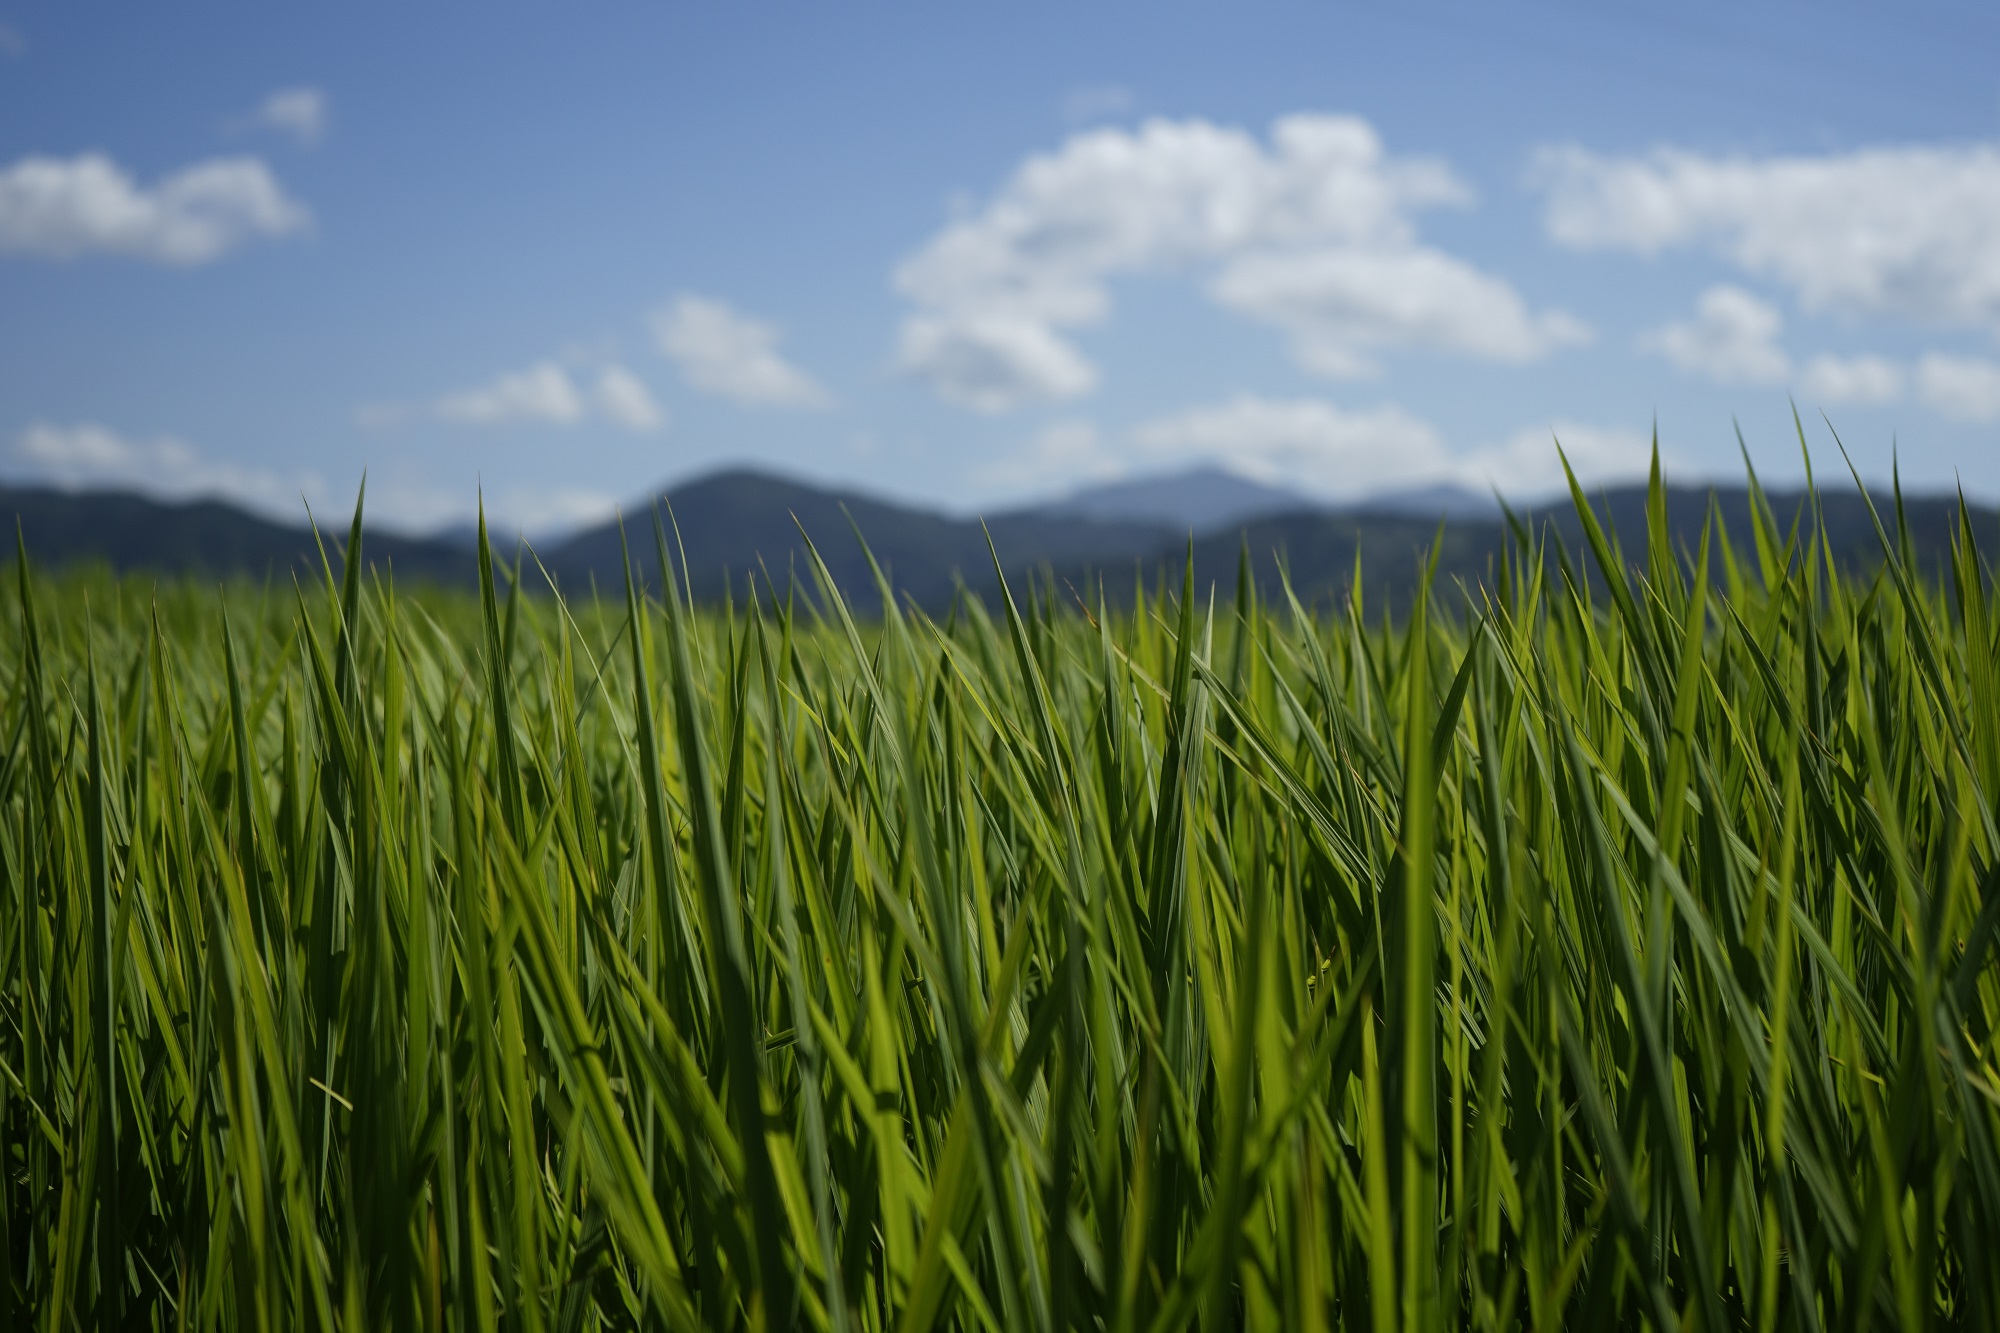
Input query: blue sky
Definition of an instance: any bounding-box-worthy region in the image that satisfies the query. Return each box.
[2,1,1998,534]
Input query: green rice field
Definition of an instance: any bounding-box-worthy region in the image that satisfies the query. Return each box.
[3,452,1999,1330]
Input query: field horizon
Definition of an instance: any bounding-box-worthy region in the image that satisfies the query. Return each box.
[7,449,1997,619]
[2,455,1998,1328]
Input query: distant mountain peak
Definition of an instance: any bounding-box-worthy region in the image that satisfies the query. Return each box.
[7,471,1991,618]
[1037,465,1503,533]
[1045,466,1312,534]
[1353,482,1501,520]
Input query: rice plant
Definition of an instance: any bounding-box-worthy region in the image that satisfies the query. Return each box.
[2,444,1998,1330]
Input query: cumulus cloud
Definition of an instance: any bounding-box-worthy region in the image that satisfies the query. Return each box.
[299,476,621,540]
[1640,285,1791,384]
[12,421,321,514]
[437,362,588,426]
[592,365,667,431]
[1128,394,1451,494]
[1799,354,1906,406]
[896,114,1587,410]
[481,487,622,537]
[652,295,830,408]
[1637,289,1915,409]
[0,153,309,263]
[1212,246,1590,378]
[1917,354,2000,422]
[1462,423,1657,496]
[1536,141,2000,332]
[374,359,664,432]
[976,420,1126,488]
[246,87,328,145]
[980,396,1654,503]
[897,315,1097,412]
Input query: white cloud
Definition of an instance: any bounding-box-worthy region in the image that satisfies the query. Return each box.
[1128,394,1451,495]
[593,365,666,431]
[0,153,309,264]
[247,87,328,145]
[897,314,1097,412]
[1640,285,1791,384]
[1799,354,1905,406]
[1211,246,1590,378]
[975,419,1125,488]
[437,361,587,426]
[484,487,621,537]
[895,114,1585,410]
[1917,354,2000,422]
[11,421,321,515]
[10,431,617,544]
[1462,423,1657,496]
[0,22,24,57]
[1637,287,1915,408]
[341,482,463,535]
[652,295,830,408]
[372,359,665,432]
[326,478,620,540]
[1537,141,2000,332]
[978,397,1655,504]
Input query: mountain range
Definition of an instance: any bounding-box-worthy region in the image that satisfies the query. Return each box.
[4,466,1992,614]
[1041,466,1499,529]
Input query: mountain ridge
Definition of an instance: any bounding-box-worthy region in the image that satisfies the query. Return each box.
[0,483,473,585]
[1037,466,1502,530]
[5,467,1992,613]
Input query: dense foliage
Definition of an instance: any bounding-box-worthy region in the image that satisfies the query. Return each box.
[3,454,1999,1330]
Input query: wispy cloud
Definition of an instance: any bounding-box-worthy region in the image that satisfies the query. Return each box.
[437,362,588,426]
[477,486,621,538]
[1127,394,1450,493]
[11,421,323,516]
[1917,354,2000,422]
[242,87,328,145]
[1799,355,1905,407]
[1467,423,1658,496]
[312,476,623,540]
[975,420,1125,488]
[652,295,831,408]
[367,359,666,432]
[593,364,667,431]
[977,396,1653,502]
